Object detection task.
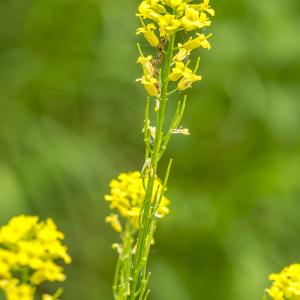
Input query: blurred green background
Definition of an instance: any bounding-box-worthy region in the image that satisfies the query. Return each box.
[1,0,300,299]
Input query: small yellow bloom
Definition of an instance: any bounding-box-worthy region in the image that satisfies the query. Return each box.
[30,261,66,285]
[169,62,188,81]
[183,33,212,50]
[0,215,39,244]
[191,0,215,16]
[267,286,284,300]
[172,44,189,62]
[266,264,300,300]
[158,14,181,37]
[172,33,211,62]
[181,8,211,31]
[138,0,165,22]
[178,73,202,90]
[147,0,166,14]
[105,214,122,233]
[136,75,159,97]
[169,61,201,90]
[161,0,188,11]
[136,23,159,48]
[137,55,155,76]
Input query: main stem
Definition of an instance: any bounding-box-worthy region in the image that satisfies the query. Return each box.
[129,33,176,299]
[114,223,134,300]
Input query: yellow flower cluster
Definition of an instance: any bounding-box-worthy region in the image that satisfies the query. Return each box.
[105,171,170,230]
[0,280,34,300]
[0,215,71,300]
[267,264,300,300]
[136,0,214,96]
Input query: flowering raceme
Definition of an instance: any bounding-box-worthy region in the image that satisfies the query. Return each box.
[0,215,71,300]
[105,171,170,230]
[106,1,214,299]
[136,0,214,96]
[266,264,300,300]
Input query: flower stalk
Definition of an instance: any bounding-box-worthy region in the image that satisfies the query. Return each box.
[129,34,176,299]
[104,1,215,299]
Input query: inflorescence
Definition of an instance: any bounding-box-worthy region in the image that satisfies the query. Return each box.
[105,171,170,232]
[105,1,215,299]
[136,0,214,97]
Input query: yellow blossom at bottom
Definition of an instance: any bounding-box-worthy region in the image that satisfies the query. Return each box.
[266,264,300,300]
[105,171,170,229]
[0,215,71,299]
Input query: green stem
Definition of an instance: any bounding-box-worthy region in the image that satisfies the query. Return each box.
[114,223,134,300]
[129,33,176,299]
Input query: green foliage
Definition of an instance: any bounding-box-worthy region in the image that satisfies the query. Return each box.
[0,0,300,299]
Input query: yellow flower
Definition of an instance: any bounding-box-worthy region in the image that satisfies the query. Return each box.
[138,0,165,22]
[158,14,181,37]
[105,171,170,228]
[267,285,284,300]
[105,214,122,233]
[266,264,300,300]
[136,23,159,48]
[178,72,202,90]
[173,33,211,62]
[0,215,39,244]
[183,33,212,50]
[30,261,66,285]
[169,62,189,81]
[0,279,35,300]
[136,75,159,97]
[181,8,211,31]
[137,55,155,76]
[169,61,202,90]
[36,219,65,242]
[190,0,215,16]
[161,0,188,11]
[147,0,167,14]
[0,249,16,278]
[172,45,189,62]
